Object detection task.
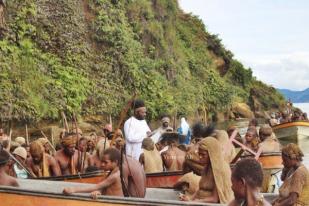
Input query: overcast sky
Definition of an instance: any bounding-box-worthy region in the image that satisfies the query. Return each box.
[179,0,309,91]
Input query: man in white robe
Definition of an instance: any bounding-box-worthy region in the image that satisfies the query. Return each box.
[124,99,151,160]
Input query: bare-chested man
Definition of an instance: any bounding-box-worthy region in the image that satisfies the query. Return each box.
[161,133,186,171]
[77,137,91,173]
[63,148,123,198]
[54,133,79,175]
[89,139,110,169]
[0,149,19,187]
[27,141,61,177]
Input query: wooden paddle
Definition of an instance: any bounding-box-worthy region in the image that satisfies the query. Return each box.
[229,129,262,164]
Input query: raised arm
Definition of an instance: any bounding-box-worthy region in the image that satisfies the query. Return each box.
[63,172,116,195]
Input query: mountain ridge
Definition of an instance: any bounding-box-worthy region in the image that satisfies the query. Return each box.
[278,88,309,103]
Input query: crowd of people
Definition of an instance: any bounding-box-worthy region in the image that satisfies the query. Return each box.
[0,99,308,205]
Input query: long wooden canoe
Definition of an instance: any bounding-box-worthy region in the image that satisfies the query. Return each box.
[35,153,282,190]
[272,121,309,140]
[0,179,278,206]
[36,170,184,188]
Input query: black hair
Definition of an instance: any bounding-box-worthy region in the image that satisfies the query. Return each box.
[132,99,145,110]
[0,149,10,167]
[232,158,263,188]
[192,122,215,138]
[103,148,121,165]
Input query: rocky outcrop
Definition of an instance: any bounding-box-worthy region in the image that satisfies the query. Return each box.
[232,103,254,119]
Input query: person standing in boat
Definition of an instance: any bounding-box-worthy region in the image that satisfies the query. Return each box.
[177,117,191,145]
[272,143,309,206]
[77,137,91,173]
[63,148,124,198]
[244,127,259,152]
[161,133,186,172]
[150,115,173,144]
[228,158,271,206]
[179,137,233,203]
[0,149,19,187]
[27,141,61,177]
[89,139,110,170]
[54,133,79,175]
[124,99,151,160]
[139,137,163,173]
[258,125,281,153]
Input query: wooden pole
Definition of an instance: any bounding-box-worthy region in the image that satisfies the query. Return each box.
[25,124,29,145]
[61,111,69,132]
[40,130,56,154]
[51,127,55,147]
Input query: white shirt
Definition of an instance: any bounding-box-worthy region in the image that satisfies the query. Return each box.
[124,116,150,160]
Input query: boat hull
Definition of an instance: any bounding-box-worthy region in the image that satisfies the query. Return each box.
[0,179,278,206]
[273,121,309,141]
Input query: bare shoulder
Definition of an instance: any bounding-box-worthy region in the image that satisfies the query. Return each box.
[227,199,237,206]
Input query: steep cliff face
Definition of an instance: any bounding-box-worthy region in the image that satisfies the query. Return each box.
[0,0,285,122]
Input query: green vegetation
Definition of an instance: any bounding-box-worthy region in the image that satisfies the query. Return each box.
[0,0,285,122]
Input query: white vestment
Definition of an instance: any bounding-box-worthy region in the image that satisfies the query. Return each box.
[124,116,150,160]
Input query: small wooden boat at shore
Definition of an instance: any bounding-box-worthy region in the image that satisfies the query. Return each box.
[0,179,278,206]
[272,121,309,140]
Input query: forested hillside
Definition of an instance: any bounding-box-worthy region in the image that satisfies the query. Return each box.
[0,0,285,122]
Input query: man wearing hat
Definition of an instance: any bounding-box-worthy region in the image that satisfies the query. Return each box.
[150,116,173,144]
[10,147,30,178]
[124,99,151,160]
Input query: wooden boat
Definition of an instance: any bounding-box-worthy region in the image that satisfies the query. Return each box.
[36,170,184,188]
[36,152,282,191]
[272,121,309,140]
[240,152,282,169]
[0,179,278,206]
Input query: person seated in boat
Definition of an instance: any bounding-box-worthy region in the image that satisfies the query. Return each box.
[258,125,281,153]
[174,172,201,198]
[227,125,243,148]
[269,113,279,127]
[244,127,259,152]
[161,133,186,172]
[89,138,110,169]
[27,141,61,177]
[139,137,163,173]
[272,143,309,206]
[8,147,31,179]
[183,123,215,175]
[86,135,96,155]
[150,115,173,144]
[54,133,79,175]
[0,149,19,187]
[228,158,271,206]
[63,148,123,198]
[77,137,91,173]
[179,137,233,203]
